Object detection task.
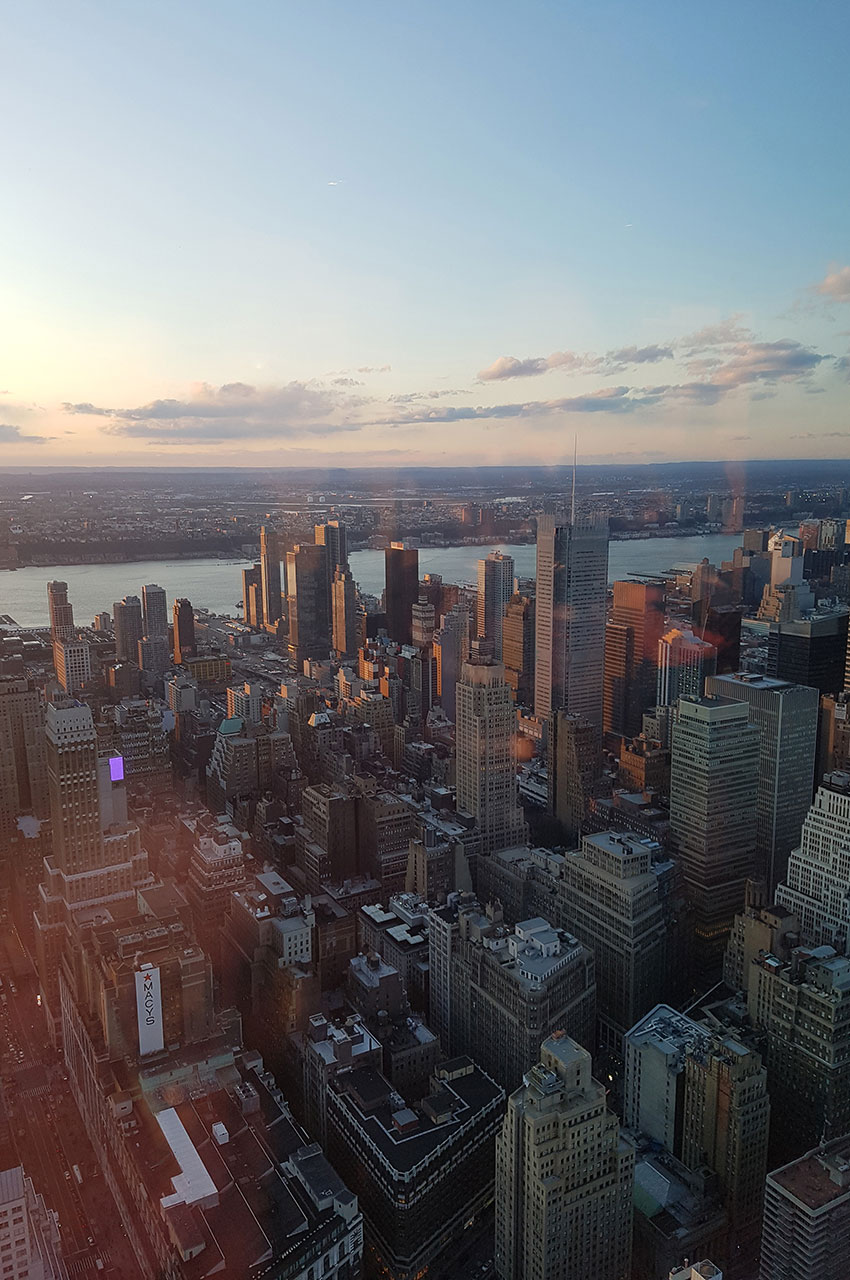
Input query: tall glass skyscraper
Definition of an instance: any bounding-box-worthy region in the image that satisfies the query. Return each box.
[534,512,609,725]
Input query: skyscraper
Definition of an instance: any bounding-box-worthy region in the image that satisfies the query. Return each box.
[548,710,601,844]
[657,626,718,706]
[534,512,609,724]
[52,638,91,694]
[746,945,850,1159]
[0,678,48,844]
[767,610,849,695]
[495,1032,633,1280]
[502,592,535,704]
[434,602,470,720]
[286,542,330,664]
[455,657,527,854]
[34,700,150,1030]
[315,518,348,571]
[259,524,283,625]
[384,541,419,645]
[429,900,596,1090]
[46,580,75,641]
[0,1163,63,1280]
[603,581,665,742]
[705,672,819,888]
[112,595,143,662]
[553,831,673,1051]
[624,1004,769,1274]
[411,595,436,649]
[477,550,514,659]
[669,695,759,972]
[331,566,359,658]
[241,562,264,628]
[172,597,196,664]
[141,583,168,639]
[695,601,743,674]
[775,771,850,951]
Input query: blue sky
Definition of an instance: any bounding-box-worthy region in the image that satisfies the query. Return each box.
[1,0,848,466]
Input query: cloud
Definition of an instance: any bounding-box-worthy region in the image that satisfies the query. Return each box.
[388,389,472,404]
[790,431,849,440]
[477,344,672,382]
[678,315,753,350]
[63,381,367,442]
[812,266,850,302]
[373,385,670,426]
[0,423,50,444]
[604,343,674,370]
[478,317,765,383]
[478,351,590,381]
[689,339,824,388]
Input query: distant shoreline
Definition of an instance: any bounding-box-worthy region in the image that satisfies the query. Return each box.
[0,526,742,572]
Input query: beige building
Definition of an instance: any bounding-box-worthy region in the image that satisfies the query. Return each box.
[52,637,91,693]
[775,770,850,950]
[495,1032,633,1280]
[455,657,527,854]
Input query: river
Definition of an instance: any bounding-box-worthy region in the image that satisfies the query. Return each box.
[0,534,744,628]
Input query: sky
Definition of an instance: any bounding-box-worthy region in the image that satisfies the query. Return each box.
[1,0,848,469]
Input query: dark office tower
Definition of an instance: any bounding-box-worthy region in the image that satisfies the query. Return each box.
[384,542,419,646]
[706,673,819,890]
[287,542,330,664]
[695,601,743,674]
[744,528,770,554]
[241,562,264,629]
[670,695,759,976]
[534,512,609,725]
[172,597,196,665]
[332,567,359,658]
[315,519,348,572]
[477,551,514,660]
[141,583,168,639]
[259,524,283,625]
[315,519,349,618]
[0,678,48,843]
[548,710,602,845]
[603,581,665,743]
[502,592,536,705]
[47,580,75,640]
[112,595,143,662]
[767,611,849,695]
[657,627,718,706]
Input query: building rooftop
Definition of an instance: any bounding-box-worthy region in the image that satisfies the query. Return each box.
[0,1166,25,1206]
[770,1137,850,1211]
[331,1058,504,1175]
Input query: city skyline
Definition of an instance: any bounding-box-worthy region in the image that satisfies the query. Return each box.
[1,2,848,468]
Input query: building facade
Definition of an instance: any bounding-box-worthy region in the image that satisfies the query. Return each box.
[534,512,609,725]
[495,1033,633,1280]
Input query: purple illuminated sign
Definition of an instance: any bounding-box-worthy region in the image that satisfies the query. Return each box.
[109,755,124,782]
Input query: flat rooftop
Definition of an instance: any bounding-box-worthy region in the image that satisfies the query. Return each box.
[770,1139,850,1211]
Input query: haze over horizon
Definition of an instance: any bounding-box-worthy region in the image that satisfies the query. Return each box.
[2,1,848,469]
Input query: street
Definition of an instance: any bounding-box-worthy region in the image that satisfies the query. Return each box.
[0,929,142,1280]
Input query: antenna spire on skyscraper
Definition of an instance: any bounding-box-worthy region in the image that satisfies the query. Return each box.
[571,435,577,524]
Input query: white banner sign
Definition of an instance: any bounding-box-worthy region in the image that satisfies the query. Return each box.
[135,965,164,1055]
